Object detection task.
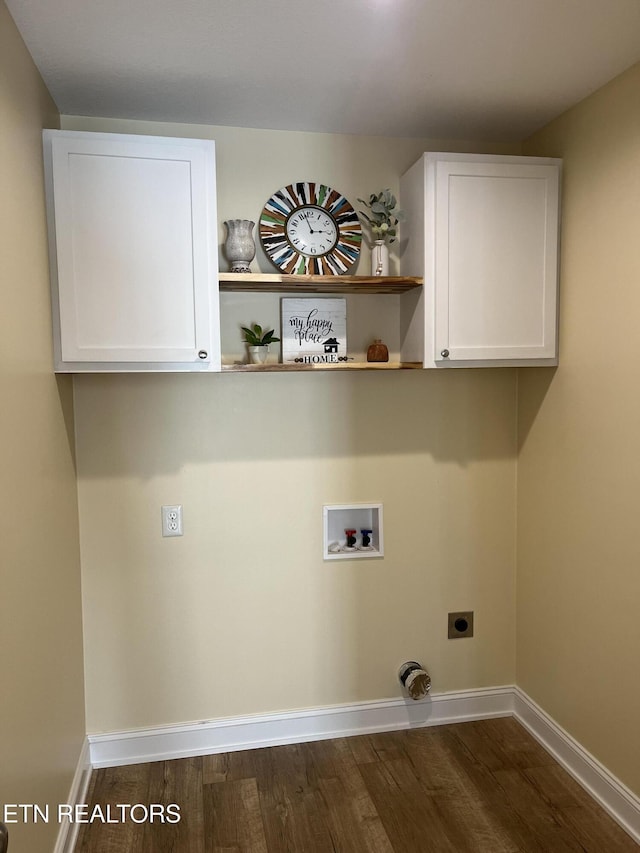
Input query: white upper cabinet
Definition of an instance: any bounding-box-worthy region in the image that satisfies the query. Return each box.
[43,130,220,371]
[400,153,561,368]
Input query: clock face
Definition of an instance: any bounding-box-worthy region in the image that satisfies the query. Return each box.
[286,206,338,257]
[260,183,362,275]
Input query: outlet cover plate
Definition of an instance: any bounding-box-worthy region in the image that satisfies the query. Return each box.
[162,505,183,537]
[448,611,474,639]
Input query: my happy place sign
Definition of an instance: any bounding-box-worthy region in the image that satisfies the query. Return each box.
[281,298,347,364]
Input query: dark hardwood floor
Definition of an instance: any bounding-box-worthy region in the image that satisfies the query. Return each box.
[75,717,638,852]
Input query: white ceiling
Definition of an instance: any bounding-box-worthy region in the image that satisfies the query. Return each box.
[7,0,640,141]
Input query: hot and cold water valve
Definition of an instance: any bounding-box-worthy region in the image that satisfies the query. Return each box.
[342,528,373,551]
[323,504,383,560]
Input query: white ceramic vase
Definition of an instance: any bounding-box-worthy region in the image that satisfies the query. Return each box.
[224,219,256,273]
[371,240,389,276]
[248,345,268,364]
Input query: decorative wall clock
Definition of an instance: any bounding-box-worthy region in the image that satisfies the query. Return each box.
[259,182,362,275]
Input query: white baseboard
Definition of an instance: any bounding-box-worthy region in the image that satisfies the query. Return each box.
[88,686,513,768]
[53,737,91,853]
[513,687,640,845]
[86,686,640,846]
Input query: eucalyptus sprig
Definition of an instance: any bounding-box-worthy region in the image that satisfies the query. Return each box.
[241,323,280,346]
[358,189,404,244]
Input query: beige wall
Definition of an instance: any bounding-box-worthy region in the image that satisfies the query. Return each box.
[74,369,517,731]
[0,3,86,851]
[519,62,640,796]
[61,116,520,733]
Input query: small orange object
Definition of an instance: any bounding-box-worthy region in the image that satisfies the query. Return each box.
[367,339,389,362]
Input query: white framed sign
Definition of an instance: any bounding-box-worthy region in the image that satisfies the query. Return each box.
[281,298,347,364]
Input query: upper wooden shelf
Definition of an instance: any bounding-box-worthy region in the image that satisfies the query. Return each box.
[218,273,423,294]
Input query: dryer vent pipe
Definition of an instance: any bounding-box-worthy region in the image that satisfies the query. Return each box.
[399,661,431,700]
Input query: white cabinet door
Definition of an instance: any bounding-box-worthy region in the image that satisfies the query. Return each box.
[400,153,561,368]
[43,130,220,371]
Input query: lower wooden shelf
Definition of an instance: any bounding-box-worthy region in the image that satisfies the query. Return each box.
[221,361,422,372]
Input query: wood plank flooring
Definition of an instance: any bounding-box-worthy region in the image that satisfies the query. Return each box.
[75,717,638,852]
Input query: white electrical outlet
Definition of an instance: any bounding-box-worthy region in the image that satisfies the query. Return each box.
[161,505,183,537]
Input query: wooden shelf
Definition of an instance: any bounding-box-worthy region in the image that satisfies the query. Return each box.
[218,273,422,294]
[221,361,422,372]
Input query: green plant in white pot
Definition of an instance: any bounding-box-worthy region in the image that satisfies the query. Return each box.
[241,323,280,364]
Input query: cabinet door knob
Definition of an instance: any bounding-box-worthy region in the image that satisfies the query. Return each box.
[198,350,208,359]
[440,349,450,358]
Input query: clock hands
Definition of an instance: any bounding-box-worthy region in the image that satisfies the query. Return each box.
[304,214,333,236]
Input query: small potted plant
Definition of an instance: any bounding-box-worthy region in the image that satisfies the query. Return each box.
[241,323,280,364]
[358,189,404,276]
